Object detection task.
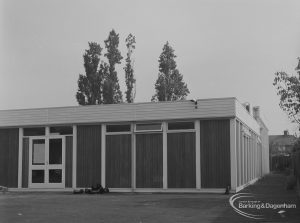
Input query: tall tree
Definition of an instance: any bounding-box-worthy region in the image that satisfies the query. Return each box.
[76,42,103,105]
[103,29,123,104]
[152,42,189,101]
[124,34,136,103]
[273,57,300,124]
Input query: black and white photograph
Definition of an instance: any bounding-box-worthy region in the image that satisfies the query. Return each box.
[0,0,300,222]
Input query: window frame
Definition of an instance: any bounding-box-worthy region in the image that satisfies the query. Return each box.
[49,126,73,136]
[167,121,195,132]
[134,122,163,133]
[105,124,132,135]
[24,127,46,136]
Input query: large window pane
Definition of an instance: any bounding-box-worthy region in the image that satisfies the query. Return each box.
[49,138,62,164]
[32,139,45,165]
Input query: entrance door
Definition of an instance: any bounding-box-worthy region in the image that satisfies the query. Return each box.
[29,136,65,188]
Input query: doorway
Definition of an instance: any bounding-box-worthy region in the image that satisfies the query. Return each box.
[28,136,65,188]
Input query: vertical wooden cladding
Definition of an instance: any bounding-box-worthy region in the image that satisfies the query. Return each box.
[0,128,19,187]
[168,132,196,188]
[250,131,256,181]
[136,134,163,188]
[106,135,131,188]
[77,125,101,187]
[241,123,245,185]
[22,138,29,188]
[235,120,240,187]
[65,136,73,188]
[236,120,242,187]
[200,120,231,188]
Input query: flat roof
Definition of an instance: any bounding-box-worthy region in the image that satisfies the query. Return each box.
[0,97,237,112]
[0,97,261,134]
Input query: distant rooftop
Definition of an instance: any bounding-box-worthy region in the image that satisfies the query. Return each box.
[269,132,297,146]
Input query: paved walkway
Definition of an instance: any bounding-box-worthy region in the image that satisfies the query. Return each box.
[0,173,299,223]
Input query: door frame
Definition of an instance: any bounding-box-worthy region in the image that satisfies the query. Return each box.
[28,135,66,188]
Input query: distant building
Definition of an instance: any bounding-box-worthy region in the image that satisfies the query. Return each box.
[269,130,297,156]
[269,130,297,171]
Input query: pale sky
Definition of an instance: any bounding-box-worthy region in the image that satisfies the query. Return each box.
[1,0,300,135]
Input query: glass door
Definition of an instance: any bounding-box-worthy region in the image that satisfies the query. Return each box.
[29,136,65,188]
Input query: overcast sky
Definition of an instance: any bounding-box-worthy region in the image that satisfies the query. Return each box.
[1,0,300,135]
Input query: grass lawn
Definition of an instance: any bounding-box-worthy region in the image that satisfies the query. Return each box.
[0,173,299,223]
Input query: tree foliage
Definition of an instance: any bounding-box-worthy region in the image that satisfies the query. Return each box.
[124,33,136,103]
[152,42,189,101]
[273,58,300,124]
[103,29,123,104]
[76,30,125,105]
[76,42,103,105]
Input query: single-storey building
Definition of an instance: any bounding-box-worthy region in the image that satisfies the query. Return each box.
[0,97,269,193]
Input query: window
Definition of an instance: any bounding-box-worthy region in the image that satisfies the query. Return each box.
[24,127,45,136]
[50,126,73,135]
[106,124,131,133]
[32,139,45,165]
[135,123,162,132]
[168,121,194,130]
[32,170,44,183]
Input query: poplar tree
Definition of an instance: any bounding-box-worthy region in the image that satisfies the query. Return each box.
[124,34,136,103]
[103,29,123,104]
[152,42,189,101]
[76,42,103,105]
